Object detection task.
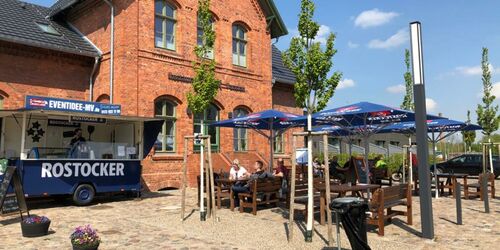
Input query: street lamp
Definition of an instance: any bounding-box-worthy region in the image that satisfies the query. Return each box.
[409,21,435,239]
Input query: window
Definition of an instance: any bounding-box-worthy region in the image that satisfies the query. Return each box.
[390,141,400,146]
[154,99,176,152]
[233,108,249,151]
[36,22,61,36]
[155,0,176,50]
[328,137,339,147]
[197,15,214,59]
[232,24,247,67]
[274,133,284,154]
[194,104,219,151]
[375,140,385,147]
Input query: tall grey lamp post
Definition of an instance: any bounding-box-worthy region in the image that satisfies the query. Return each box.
[409,21,435,239]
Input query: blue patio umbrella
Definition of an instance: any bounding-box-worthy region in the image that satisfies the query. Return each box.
[294,102,443,183]
[387,119,482,197]
[316,119,482,190]
[211,109,303,172]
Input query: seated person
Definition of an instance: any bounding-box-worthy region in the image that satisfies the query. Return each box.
[273,158,289,179]
[313,157,324,177]
[329,156,342,175]
[374,155,388,169]
[232,160,273,207]
[229,159,247,180]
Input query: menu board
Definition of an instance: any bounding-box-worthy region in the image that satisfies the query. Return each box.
[353,157,368,184]
[0,167,28,216]
[1,195,19,214]
[0,167,15,209]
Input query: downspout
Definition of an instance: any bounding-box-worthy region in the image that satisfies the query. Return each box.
[89,57,101,101]
[103,0,115,104]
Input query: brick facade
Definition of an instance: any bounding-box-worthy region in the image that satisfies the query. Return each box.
[0,0,299,191]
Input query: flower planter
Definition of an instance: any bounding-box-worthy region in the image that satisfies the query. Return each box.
[71,243,99,250]
[20,220,50,237]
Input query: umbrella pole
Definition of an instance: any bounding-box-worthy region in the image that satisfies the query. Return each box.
[288,135,297,242]
[269,120,274,173]
[408,137,412,186]
[432,132,438,199]
[364,136,370,184]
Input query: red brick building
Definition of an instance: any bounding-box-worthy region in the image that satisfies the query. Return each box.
[0,0,301,190]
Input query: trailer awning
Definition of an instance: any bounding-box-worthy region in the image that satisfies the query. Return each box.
[0,109,160,122]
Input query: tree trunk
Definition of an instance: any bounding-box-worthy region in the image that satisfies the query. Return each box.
[306,112,314,241]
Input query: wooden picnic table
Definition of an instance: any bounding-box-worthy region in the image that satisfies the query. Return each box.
[215,178,248,211]
[436,173,468,198]
[315,183,380,225]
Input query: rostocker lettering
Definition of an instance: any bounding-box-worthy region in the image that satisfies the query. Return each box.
[40,162,126,178]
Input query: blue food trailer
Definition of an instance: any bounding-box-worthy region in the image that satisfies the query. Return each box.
[0,96,162,205]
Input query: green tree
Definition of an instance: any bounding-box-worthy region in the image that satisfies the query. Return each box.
[476,47,500,139]
[186,0,218,221]
[462,110,476,152]
[187,0,218,115]
[401,49,414,110]
[282,0,341,242]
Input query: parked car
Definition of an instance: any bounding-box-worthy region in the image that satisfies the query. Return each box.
[430,153,500,178]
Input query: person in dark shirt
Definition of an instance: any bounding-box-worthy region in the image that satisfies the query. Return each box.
[273,158,289,179]
[232,160,273,207]
[70,128,86,146]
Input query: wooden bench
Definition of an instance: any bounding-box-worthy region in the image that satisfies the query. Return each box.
[239,177,282,215]
[464,173,496,200]
[367,183,412,236]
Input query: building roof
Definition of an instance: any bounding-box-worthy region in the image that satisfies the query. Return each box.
[272,45,296,85]
[256,0,288,38]
[48,0,288,38]
[0,0,100,57]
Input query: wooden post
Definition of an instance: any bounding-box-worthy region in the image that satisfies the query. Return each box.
[323,134,333,246]
[288,135,297,242]
[207,136,217,221]
[181,137,189,221]
[204,139,211,218]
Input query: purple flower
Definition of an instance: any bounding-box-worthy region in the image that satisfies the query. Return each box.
[23,216,50,224]
[70,225,101,247]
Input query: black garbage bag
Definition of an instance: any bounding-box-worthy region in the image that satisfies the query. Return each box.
[330,197,371,250]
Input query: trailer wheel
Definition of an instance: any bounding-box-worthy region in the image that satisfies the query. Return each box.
[73,184,95,206]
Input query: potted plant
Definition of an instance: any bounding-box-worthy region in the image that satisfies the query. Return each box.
[21,215,51,237]
[70,225,101,250]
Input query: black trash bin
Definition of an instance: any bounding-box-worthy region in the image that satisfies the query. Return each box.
[330,197,371,250]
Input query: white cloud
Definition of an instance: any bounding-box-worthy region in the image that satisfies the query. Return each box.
[386,84,406,94]
[338,79,355,89]
[492,82,500,97]
[354,9,399,28]
[455,64,496,76]
[347,41,359,49]
[426,98,437,112]
[313,25,332,44]
[368,29,409,49]
[290,25,332,45]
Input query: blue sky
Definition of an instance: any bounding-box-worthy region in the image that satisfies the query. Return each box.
[27,0,500,129]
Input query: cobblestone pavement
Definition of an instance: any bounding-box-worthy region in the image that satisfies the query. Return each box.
[0,180,499,249]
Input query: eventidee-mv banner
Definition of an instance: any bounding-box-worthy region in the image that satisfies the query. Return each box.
[25,95,121,116]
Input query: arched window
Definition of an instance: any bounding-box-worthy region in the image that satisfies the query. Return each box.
[154,99,176,152]
[232,24,247,67]
[155,0,176,50]
[233,108,249,151]
[193,104,219,151]
[197,14,215,59]
[96,94,110,103]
